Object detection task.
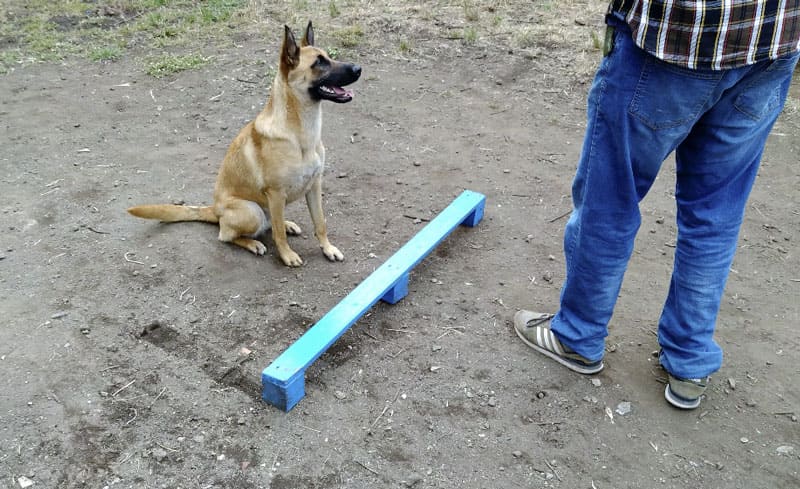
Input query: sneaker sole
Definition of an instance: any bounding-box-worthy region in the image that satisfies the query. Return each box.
[514,326,604,375]
[664,385,701,410]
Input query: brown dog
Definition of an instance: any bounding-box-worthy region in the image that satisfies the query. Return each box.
[128,22,361,267]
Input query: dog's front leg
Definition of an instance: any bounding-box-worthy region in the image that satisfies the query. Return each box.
[306,176,343,262]
[266,190,303,267]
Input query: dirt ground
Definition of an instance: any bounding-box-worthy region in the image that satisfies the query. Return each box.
[1,1,799,488]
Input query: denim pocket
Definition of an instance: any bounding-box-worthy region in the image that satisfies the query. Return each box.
[734,54,800,121]
[628,57,724,130]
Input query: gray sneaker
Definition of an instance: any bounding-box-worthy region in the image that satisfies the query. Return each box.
[513,310,604,375]
[664,374,708,410]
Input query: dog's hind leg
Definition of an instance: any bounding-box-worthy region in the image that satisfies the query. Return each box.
[217,199,270,256]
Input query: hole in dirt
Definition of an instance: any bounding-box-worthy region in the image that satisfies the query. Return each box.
[137,321,202,363]
[217,370,262,400]
[320,332,361,367]
[283,310,316,333]
[67,423,119,473]
[137,322,262,401]
[304,331,363,388]
[435,240,452,258]
[137,321,179,346]
[471,368,492,381]
[200,354,263,401]
[49,15,82,31]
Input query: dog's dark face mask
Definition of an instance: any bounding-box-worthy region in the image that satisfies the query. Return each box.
[308,57,361,103]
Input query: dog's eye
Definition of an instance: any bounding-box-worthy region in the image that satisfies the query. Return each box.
[312,55,330,69]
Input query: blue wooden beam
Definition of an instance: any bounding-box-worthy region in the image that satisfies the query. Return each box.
[261,190,486,411]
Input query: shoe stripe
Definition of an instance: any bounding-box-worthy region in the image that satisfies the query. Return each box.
[535,326,565,355]
[550,331,564,355]
[544,328,554,352]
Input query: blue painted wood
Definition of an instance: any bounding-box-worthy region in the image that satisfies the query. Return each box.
[381,272,409,305]
[262,190,486,411]
[462,201,484,227]
[261,370,304,411]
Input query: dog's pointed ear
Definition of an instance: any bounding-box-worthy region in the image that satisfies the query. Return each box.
[280,25,300,74]
[301,21,314,47]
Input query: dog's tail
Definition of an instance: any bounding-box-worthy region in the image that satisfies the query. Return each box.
[127,204,218,223]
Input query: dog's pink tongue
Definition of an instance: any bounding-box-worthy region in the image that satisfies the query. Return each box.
[332,86,354,97]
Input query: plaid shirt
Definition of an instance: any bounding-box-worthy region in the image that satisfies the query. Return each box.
[610,0,800,69]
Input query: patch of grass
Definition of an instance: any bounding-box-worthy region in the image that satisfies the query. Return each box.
[139,10,185,39]
[141,0,169,7]
[463,0,479,21]
[331,25,363,48]
[0,51,21,74]
[198,0,242,24]
[45,0,87,17]
[21,17,67,61]
[463,26,478,44]
[89,45,124,62]
[328,1,341,18]
[146,53,207,77]
[399,39,411,53]
[0,0,248,73]
[590,30,602,50]
[326,46,340,59]
[513,27,537,49]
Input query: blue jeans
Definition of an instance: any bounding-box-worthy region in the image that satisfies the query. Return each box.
[550,17,799,379]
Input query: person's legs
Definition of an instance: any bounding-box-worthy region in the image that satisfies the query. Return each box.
[658,52,800,385]
[517,17,799,407]
[542,20,729,362]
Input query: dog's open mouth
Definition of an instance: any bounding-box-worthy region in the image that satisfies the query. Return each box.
[310,62,361,104]
[314,84,354,103]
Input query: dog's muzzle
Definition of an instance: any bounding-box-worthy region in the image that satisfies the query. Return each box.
[311,64,361,103]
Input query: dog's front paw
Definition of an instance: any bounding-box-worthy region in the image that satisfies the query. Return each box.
[322,244,344,262]
[280,249,304,267]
